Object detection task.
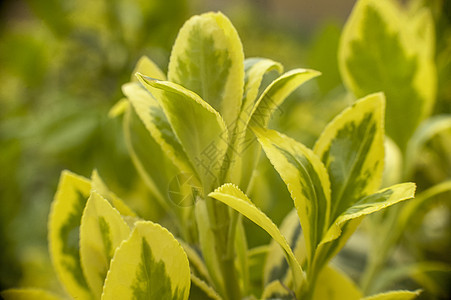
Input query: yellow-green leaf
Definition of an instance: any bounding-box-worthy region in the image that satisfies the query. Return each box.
[79,192,131,298]
[254,127,331,263]
[190,274,223,300]
[123,102,177,213]
[322,183,416,244]
[362,290,421,300]
[249,69,320,128]
[49,170,92,299]
[102,221,190,300]
[167,12,244,127]
[261,280,295,300]
[339,0,436,150]
[312,266,362,300]
[209,183,305,295]
[137,76,228,191]
[90,170,136,217]
[314,93,385,223]
[123,82,195,180]
[1,289,63,300]
[131,56,166,82]
[264,209,302,285]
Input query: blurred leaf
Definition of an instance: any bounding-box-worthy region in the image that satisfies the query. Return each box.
[339,0,436,150]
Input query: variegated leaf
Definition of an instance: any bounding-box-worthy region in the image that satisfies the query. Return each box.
[79,192,131,298]
[167,12,244,128]
[249,69,320,128]
[209,184,305,294]
[264,209,302,285]
[254,127,331,263]
[137,76,228,191]
[48,171,92,299]
[322,183,415,244]
[131,56,166,82]
[102,221,190,300]
[123,102,177,212]
[339,0,436,150]
[314,93,385,223]
[90,170,136,217]
[123,82,195,180]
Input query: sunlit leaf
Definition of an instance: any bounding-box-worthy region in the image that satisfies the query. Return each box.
[339,0,436,150]
[209,183,305,294]
[102,221,190,300]
[79,192,130,298]
[167,12,244,128]
[131,56,166,82]
[48,171,92,299]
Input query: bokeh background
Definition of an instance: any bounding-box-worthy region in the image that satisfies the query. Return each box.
[1,0,450,297]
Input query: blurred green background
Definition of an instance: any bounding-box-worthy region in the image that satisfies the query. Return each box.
[0,0,450,296]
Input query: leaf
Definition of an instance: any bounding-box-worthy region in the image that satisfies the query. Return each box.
[339,0,436,150]
[1,289,63,300]
[322,183,416,244]
[314,93,385,223]
[241,58,283,119]
[209,184,305,294]
[312,265,362,300]
[137,76,228,191]
[90,170,136,217]
[362,290,421,300]
[167,12,244,127]
[102,221,190,300]
[190,274,223,300]
[229,58,283,187]
[404,115,451,178]
[254,127,331,263]
[264,209,302,285]
[48,170,92,299]
[249,69,321,128]
[131,56,166,82]
[79,192,131,298]
[123,101,177,212]
[261,280,295,300]
[123,82,195,180]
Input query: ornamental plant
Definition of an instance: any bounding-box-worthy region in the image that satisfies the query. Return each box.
[2,0,449,299]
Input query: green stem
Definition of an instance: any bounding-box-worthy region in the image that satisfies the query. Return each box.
[205,197,241,300]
